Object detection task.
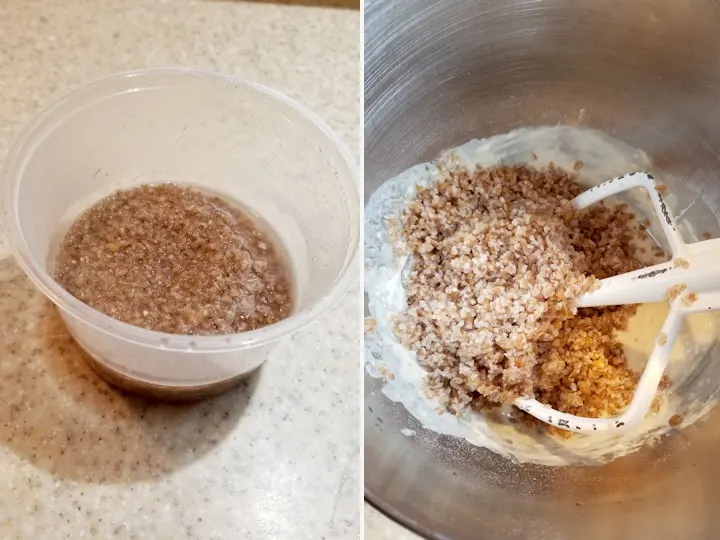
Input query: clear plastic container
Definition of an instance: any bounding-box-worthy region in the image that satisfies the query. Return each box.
[2,68,359,397]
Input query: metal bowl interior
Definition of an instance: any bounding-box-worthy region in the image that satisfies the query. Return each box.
[364,1,720,538]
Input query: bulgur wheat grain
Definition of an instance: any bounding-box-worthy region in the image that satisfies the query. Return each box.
[55,184,293,335]
[394,163,665,423]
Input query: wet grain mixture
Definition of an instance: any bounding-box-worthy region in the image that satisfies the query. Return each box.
[395,162,663,423]
[55,184,293,335]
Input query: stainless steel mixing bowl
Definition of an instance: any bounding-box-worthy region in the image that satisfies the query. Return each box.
[364,1,720,538]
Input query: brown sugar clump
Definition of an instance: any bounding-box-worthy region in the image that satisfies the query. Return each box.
[395,162,657,422]
[54,184,293,335]
[536,306,639,419]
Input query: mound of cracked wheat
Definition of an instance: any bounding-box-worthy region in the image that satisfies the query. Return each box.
[55,184,293,335]
[395,162,659,423]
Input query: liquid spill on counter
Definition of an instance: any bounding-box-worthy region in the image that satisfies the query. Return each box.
[364,125,720,466]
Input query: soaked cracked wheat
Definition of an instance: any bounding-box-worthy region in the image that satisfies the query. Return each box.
[54,184,293,335]
[395,162,663,422]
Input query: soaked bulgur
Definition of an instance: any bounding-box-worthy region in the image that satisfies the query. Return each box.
[395,162,662,423]
[54,184,293,335]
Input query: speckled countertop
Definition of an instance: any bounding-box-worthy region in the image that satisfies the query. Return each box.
[0,1,359,538]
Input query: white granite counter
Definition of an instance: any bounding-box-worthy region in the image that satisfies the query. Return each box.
[0,1,359,538]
